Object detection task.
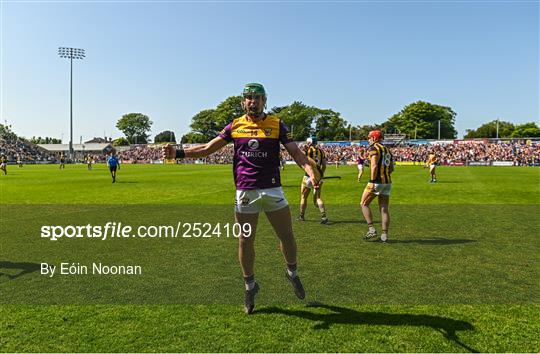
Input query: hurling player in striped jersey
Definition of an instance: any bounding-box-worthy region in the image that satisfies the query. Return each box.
[163,83,320,314]
[426,152,438,183]
[297,136,328,224]
[361,130,394,243]
[0,154,7,175]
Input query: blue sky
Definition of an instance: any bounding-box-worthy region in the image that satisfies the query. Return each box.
[1,1,538,141]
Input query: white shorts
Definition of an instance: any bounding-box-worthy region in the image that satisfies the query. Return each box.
[235,187,289,214]
[302,175,314,189]
[0,163,6,169]
[366,183,392,196]
[429,164,436,171]
[301,175,324,190]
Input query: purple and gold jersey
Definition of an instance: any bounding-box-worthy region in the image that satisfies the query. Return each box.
[357,155,365,165]
[219,114,292,190]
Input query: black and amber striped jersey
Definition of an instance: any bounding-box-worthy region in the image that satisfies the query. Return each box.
[305,145,326,176]
[427,154,437,165]
[368,142,393,184]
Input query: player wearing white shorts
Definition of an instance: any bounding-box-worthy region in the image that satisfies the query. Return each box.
[86,155,93,170]
[0,154,7,175]
[426,153,438,183]
[361,130,394,243]
[356,150,366,182]
[297,136,328,224]
[59,153,65,170]
[162,83,319,314]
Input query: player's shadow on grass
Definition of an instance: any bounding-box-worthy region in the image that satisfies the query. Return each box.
[326,219,365,225]
[300,219,364,225]
[258,303,477,352]
[388,238,476,245]
[299,219,369,225]
[0,261,40,280]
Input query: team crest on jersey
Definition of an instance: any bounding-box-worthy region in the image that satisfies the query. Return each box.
[241,197,250,206]
[264,128,272,137]
[248,139,259,150]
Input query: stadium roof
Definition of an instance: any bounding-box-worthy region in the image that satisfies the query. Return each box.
[38,143,111,152]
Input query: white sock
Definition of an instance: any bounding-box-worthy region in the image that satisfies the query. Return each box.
[286,268,298,278]
[381,234,388,242]
[368,225,376,233]
[245,281,255,291]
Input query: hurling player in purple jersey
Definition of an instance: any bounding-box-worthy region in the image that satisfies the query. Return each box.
[163,83,319,314]
[357,148,366,182]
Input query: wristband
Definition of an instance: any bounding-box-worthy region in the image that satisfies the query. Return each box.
[175,148,185,159]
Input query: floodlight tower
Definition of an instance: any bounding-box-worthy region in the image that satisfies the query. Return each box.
[58,47,85,160]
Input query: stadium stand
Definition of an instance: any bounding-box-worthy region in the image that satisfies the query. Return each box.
[118,145,162,164]
[2,120,538,167]
[0,138,56,163]
[169,140,539,166]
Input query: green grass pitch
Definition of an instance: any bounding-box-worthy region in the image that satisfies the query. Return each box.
[1,164,539,352]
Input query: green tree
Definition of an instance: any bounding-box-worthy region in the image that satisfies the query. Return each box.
[269,106,288,115]
[0,124,17,140]
[112,137,130,146]
[116,113,153,144]
[464,120,515,139]
[274,101,315,141]
[214,96,244,125]
[30,136,62,144]
[189,109,219,140]
[184,96,352,142]
[511,122,540,138]
[154,130,177,143]
[353,124,383,140]
[314,109,348,141]
[181,132,207,144]
[188,96,244,142]
[386,101,457,139]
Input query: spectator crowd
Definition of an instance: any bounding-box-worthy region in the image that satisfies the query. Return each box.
[389,141,539,166]
[118,145,161,163]
[172,140,540,166]
[0,138,55,163]
[1,138,538,166]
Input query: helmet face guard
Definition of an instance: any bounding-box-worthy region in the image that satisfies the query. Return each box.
[242,83,267,116]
